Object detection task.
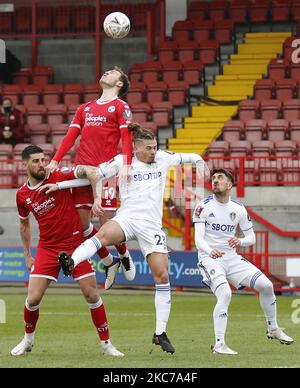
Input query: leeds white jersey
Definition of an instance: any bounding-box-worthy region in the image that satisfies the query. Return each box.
[99,150,201,225]
[193,194,253,258]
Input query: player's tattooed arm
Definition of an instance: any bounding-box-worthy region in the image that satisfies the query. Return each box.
[19,218,34,270]
[76,165,103,200]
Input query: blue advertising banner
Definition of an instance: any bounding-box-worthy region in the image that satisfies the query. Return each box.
[0,247,204,287]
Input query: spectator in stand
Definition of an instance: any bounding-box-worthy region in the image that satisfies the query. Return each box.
[0,98,25,145]
[0,49,22,85]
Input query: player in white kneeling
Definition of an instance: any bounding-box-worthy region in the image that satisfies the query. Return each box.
[49,122,210,354]
[193,168,294,355]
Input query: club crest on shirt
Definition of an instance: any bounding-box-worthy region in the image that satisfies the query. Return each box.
[108,106,116,113]
[229,212,236,222]
[194,206,204,218]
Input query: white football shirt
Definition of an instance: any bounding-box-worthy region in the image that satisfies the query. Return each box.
[193,195,253,258]
[99,150,199,225]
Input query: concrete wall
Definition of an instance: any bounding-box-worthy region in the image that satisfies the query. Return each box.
[165,0,187,37]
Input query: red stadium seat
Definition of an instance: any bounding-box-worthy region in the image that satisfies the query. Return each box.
[271,0,291,22]
[267,119,289,142]
[152,101,173,127]
[129,63,143,82]
[290,63,300,80]
[182,60,203,86]
[162,61,182,84]
[37,7,53,33]
[29,124,50,145]
[275,140,297,156]
[36,143,55,158]
[214,20,234,45]
[15,7,31,33]
[13,68,31,85]
[13,143,33,157]
[178,41,199,63]
[275,79,297,101]
[32,66,53,86]
[260,99,282,121]
[245,119,267,142]
[254,79,275,101]
[1,85,22,105]
[249,0,270,24]
[53,7,71,32]
[131,102,152,123]
[238,99,260,121]
[210,0,230,22]
[292,1,300,21]
[63,84,84,106]
[252,140,275,156]
[26,105,47,126]
[83,83,101,102]
[167,81,188,106]
[207,141,230,156]
[50,124,69,147]
[230,140,252,156]
[0,144,13,158]
[43,84,64,106]
[138,121,158,135]
[173,20,194,42]
[22,85,42,107]
[198,40,219,65]
[126,81,146,105]
[0,12,12,34]
[282,99,300,121]
[157,41,178,65]
[146,81,167,105]
[229,0,249,24]
[142,61,162,84]
[188,1,209,21]
[67,105,78,123]
[268,58,289,80]
[223,120,245,142]
[73,6,94,32]
[47,104,67,125]
[290,120,300,142]
[193,20,214,44]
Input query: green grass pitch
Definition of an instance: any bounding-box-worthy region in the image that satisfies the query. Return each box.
[0,291,299,368]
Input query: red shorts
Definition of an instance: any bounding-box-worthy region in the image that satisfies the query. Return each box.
[72,179,117,211]
[30,246,95,282]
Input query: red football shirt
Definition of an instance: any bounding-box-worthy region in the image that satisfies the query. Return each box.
[16,168,83,250]
[53,97,133,167]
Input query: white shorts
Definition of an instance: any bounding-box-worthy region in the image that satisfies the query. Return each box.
[198,253,263,292]
[112,215,169,259]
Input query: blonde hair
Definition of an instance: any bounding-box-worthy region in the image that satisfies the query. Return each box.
[127,123,156,143]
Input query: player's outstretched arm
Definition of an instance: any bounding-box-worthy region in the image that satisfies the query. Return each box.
[19,218,34,270]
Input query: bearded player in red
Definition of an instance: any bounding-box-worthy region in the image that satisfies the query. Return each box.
[46,67,135,287]
[11,145,123,357]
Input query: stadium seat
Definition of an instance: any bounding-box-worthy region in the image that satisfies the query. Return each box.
[173,20,194,42]
[207,141,230,156]
[73,6,94,32]
[245,119,267,142]
[32,66,53,86]
[290,120,300,142]
[268,58,289,79]
[289,63,300,80]
[37,7,53,33]
[126,81,146,105]
[0,143,13,184]
[1,85,22,105]
[267,119,289,142]
[275,79,297,101]
[43,84,64,106]
[22,85,42,107]
[152,101,173,127]
[282,99,300,120]
[271,0,291,22]
[198,40,219,65]
[29,124,50,145]
[275,140,297,156]
[249,0,270,24]
[131,102,152,123]
[229,140,252,156]
[36,143,55,158]
[188,1,209,21]
[13,143,33,157]
[223,120,245,142]
[0,144,13,159]
[53,7,71,32]
[146,81,167,105]
[15,7,31,33]
[167,81,188,106]
[238,99,260,121]
[47,104,67,125]
[63,84,84,106]
[178,41,199,63]
[229,0,249,24]
[83,83,101,102]
[193,20,214,44]
[15,105,26,115]
[292,0,300,21]
[129,63,143,82]
[260,99,282,121]
[13,68,31,85]
[214,20,234,45]
[252,140,275,156]
[138,121,158,135]
[254,79,275,101]
[210,0,230,22]
[26,105,47,126]
[182,60,203,86]
[162,61,182,84]
[142,61,162,84]
[67,105,78,123]
[50,124,69,147]
[157,41,178,65]
[0,12,12,34]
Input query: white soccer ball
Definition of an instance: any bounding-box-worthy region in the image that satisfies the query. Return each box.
[103,12,131,39]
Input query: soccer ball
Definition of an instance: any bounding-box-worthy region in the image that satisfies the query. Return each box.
[103,12,131,39]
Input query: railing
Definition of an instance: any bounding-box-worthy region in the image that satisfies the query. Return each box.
[0,0,165,78]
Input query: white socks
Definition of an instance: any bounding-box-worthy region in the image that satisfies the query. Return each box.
[72,237,102,267]
[254,275,278,331]
[213,282,232,345]
[155,283,171,335]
